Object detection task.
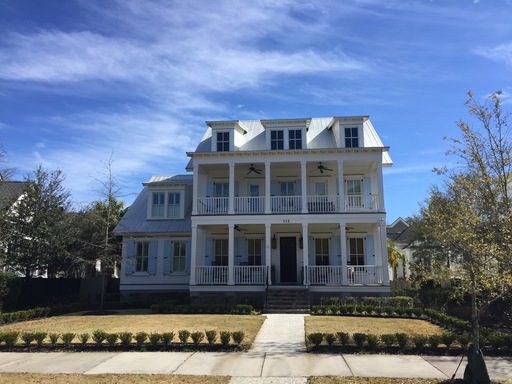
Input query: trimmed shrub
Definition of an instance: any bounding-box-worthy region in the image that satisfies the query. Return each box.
[92,330,107,345]
[205,330,217,345]
[412,335,428,350]
[429,334,441,349]
[135,332,148,346]
[119,332,133,347]
[442,332,456,349]
[220,331,231,346]
[307,333,324,347]
[149,333,161,346]
[191,331,204,345]
[380,334,396,347]
[21,332,35,346]
[325,333,336,346]
[232,331,245,345]
[48,333,60,346]
[3,331,19,347]
[106,333,118,347]
[367,334,379,350]
[353,333,367,350]
[79,333,90,345]
[178,330,190,344]
[33,332,47,347]
[457,333,470,350]
[62,332,76,346]
[337,332,350,346]
[395,333,409,349]
[161,332,174,346]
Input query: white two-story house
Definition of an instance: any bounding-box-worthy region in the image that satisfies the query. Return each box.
[115,116,392,302]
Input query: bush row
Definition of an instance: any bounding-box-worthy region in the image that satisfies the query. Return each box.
[320,296,414,308]
[150,303,255,315]
[0,307,51,324]
[0,329,245,348]
[306,331,512,352]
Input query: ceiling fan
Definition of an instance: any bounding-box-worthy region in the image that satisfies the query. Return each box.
[317,162,333,174]
[234,225,247,233]
[247,164,262,175]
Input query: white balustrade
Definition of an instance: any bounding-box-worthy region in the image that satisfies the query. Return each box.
[308,265,383,285]
[343,194,379,211]
[195,266,228,285]
[307,195,338,213]
[197,197,229,215]
[271,195,301,213]
[234,196,265,214]
[308,266,344,285]
[346,265,383,285]
[234,266,266,285]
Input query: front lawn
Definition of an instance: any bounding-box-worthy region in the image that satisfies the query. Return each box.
[305,316,444,336]
[0,314,265,347]
[0,374,228,384]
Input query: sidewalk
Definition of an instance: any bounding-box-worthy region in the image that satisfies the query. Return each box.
[0,314,511,381]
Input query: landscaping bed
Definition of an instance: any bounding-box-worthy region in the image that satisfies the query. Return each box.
[0,374,229,384]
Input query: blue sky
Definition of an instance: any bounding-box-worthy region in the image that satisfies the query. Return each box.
[1,0,511,221]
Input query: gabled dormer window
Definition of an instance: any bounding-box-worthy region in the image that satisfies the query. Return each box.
[289,129,302,149]
[345,127,359,148]
[216,131,230,152]
[271,130,284,150]
[149,190,183,219]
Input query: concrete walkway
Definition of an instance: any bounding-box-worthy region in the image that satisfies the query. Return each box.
[0,314,512,381]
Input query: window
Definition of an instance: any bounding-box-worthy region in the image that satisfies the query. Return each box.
[135,241,149,272]
[289,129,302,149]
[346,179,363,208]
[172,241,187,272]
[167,192,180,218]
[214,239,228,266]
[315,238,329,266]
[346,179,362,195]
[345,127,359,148]
[271,130,284,150]
[151,192,165,218]
[216,131,230,152]
[249,184,260,196]
[280,181,295,196]
[247,239,262,266]
[348,238,365,266]
[315,182,327,196]
[214,182,229,197]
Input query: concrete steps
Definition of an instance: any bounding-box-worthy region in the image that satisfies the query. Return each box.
[264,287,310,314]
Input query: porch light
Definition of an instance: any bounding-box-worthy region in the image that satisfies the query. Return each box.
[299,236,303,249]
[271,235,277,249]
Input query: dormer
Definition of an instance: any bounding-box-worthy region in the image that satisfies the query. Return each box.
[207,120,247,152]
[143,176,192,220]
[328,116,367,148]
[262,118,311,151]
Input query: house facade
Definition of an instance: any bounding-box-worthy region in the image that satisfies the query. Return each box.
[115,116,392,300]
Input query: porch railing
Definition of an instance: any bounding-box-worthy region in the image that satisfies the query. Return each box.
[271,195,301,213]
[308,265,383,285]
[234,266,266,285]
[195,266,228,285]
[234,196,265,214]
[344,194,379,211]
[307,195,338,213]
[197,197,229,215]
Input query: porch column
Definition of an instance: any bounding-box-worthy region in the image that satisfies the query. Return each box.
[192,161,198,215]
[265,161,271,214]
[337,160,344,212]
[301,160,307,213]
[340,223,347,285]
[228,162,235,214]
[228,224,235,285]
[190,225,198,285]
[302,223,309,286]
[265,223,272,285]
[377,162,384,211]
[379,221,390,285]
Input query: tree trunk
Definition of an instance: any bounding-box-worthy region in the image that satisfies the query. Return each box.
[471,290,480,350]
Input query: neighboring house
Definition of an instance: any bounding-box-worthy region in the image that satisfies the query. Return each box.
[115,116,393,301]
[386,217,413,279]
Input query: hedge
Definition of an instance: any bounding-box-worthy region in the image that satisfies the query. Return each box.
[150,303,255,315]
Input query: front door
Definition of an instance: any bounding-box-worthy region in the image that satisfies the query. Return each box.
[280,237,297,283]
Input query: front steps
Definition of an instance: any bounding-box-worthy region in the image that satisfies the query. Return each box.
[264,287,310,313]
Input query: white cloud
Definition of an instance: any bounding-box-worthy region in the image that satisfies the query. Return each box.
[474,43,512,67]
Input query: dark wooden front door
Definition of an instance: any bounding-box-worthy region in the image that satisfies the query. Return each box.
[280,237,297,283]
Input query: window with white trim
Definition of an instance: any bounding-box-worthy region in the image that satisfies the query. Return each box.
[167,192,180,218]
[216,131,230,152]
[271,130,284,150]
[214,239,228,266]
[315,238,329,266]
[151,192,165,218]
[214,182,229,197]
[280,181,295,196]
[172,240,187,272]
[348,238,365,265]
[345,127,359,148]
[247,239,262,266]
[289,129,302,149]
[135,241,149,272]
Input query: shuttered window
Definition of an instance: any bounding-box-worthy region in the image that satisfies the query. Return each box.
[172,241,187,272]
[135,241,149,272]
[315,238,329,266]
